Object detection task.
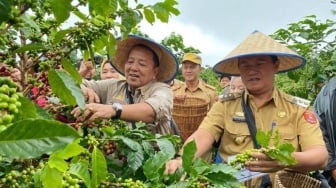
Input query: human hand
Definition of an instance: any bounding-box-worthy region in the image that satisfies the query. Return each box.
[71,103,115,122]
[331,168,336,181]
[244,152,284,173]
[79,60,95,79]
[174,94,186,103]
[164,158,183,174]
[81,86,100,103]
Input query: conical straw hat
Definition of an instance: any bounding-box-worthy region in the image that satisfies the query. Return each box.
[213,31,306,75]
[112,35,178,83]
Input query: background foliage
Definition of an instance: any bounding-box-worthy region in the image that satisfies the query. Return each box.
[1,0,336,187]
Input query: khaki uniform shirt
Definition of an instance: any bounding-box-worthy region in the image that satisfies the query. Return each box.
[200,88,325,187]
[221,85,231,96]
[82,79,174,135]
[172,79,218,108]
[173,80,218,161]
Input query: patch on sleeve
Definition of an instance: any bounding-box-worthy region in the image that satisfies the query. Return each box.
[303,110,317,124]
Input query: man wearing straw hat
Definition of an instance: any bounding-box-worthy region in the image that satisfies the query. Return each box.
[165,31,328,187]
[71,35,179,135]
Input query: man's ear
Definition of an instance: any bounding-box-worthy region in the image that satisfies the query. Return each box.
[153,67,159,77]
[274,60,280,71]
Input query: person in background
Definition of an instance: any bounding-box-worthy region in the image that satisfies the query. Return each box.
[71,35,179,135]
[77,59,96,80]
[230,76,245,94]
[173,53,218,108]
[314,76,336,187]
[0,62,21,87]
[219,74,231,95]
[215,76,245,163]
[100,59,123,80]
[172,53,218,162]
[165,31,327,187]
[10,67,21,83]
[169,79,184,90]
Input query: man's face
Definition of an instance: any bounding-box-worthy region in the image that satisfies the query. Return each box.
[230,77,245,94]
[100,63,119,80]
[125,46,159,89]
[220,77,230,89]
[238,55,279,93]
[181,61,201,82]
[10,68,21,82]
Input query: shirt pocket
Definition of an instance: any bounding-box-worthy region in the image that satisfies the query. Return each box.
[222,121,252,155]
[275,121,298,146]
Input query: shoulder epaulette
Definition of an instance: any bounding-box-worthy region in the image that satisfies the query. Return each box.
[172,83,183,91]
[284,94,311,108]
[219,92,241,102]
[204,83,217,91]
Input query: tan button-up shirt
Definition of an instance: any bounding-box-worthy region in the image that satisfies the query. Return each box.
[200,88,325,187]
[172,79,218,109]
[83,79,173,135]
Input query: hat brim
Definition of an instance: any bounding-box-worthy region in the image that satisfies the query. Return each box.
[213,52,306,76]
[111,35,178,83]
[213,31,306,75]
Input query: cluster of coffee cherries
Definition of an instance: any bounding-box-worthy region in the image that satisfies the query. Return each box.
[114,177,147,188]
[0,165,39,187]
[0,77,22,131]
[62,172,82,188]
[229,148,260,169]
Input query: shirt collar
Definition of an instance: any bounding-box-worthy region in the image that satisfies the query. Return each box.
[128,80,156,97]
[183,79,206,92]
[244,88,278,108]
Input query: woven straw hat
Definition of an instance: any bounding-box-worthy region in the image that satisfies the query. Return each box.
[112,35,178,83]
[213,31,306,75]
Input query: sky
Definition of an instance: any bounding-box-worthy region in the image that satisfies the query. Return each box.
[139,0,335,67]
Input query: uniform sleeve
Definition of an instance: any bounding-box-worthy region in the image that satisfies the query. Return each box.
[209,90,219,108]
[328,91,336,170]
[82,79,117,103]
[145,85,173,122]
[297,107,325,151]
[199,102,225,142]
[314,85,336,171]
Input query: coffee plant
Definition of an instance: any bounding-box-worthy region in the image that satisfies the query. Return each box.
[0,63,243,187]
[0,77,22,131]
[229,129,297,170]
[0,94,243,187]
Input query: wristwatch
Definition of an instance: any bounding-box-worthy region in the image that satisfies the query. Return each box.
[112,102,123,119]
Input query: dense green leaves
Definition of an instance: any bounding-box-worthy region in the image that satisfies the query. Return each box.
[116,135,144,172]
[48,69,85,109]
[182,141,196,174]
[0,119,80,159]
[50,0,72,23]
[88,0,117,17]
[143,152,171,181]
[0,0,11,24]
[14,97,38,121]
[91,146,107,188]
[156,138,176,159]
[14,43,46,53]
[53,29,72,45]
[272,15,336,100]
[152,0,180,22]
[144,8,155,24]
[41,165,63,188]
[256,129,297,166]
[61,58,82,85]
[69,162,91,188]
